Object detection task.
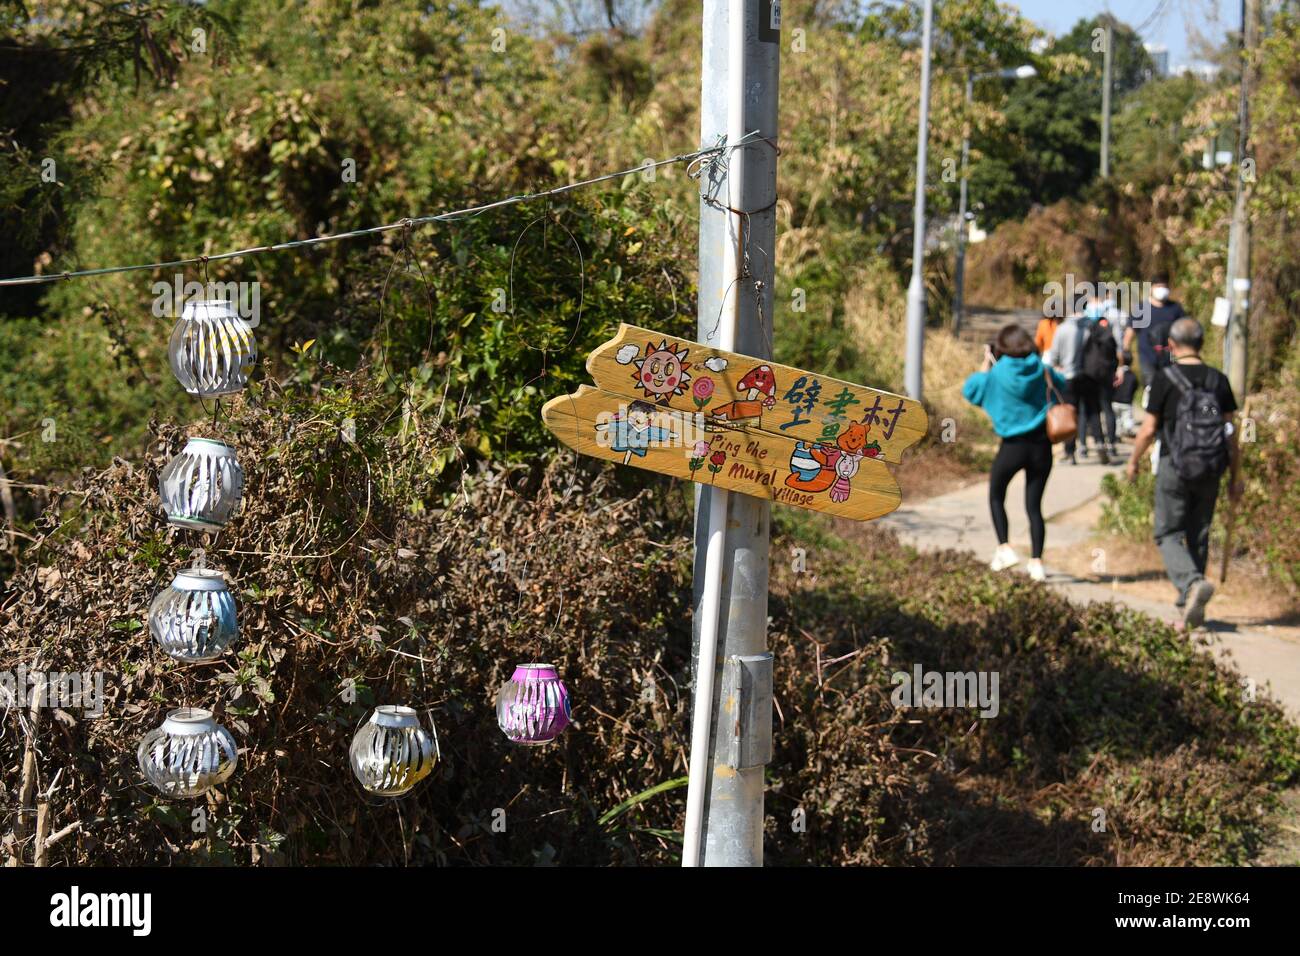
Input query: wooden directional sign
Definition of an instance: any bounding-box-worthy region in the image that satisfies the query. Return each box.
[541,324,928,521]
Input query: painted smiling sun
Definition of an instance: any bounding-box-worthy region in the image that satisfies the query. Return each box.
[631,340,692,405]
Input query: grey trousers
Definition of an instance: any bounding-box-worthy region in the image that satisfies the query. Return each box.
[1153,463,1220,603]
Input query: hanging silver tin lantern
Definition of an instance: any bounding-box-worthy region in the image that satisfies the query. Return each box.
[137,707,239,799]
[148,567,239,663]
[168,298,257,397]
[158,437,244,531]
[497,663,571,745]
[349,705,439,797]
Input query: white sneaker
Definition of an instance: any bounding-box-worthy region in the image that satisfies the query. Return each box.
[1027,559,1046,582]
[1182,579,1216,630]
[991,544,1020,571]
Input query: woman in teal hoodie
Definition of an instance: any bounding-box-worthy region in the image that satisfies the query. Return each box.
[962,325,1068,581]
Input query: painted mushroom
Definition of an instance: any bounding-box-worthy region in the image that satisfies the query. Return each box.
[737,364,778,408]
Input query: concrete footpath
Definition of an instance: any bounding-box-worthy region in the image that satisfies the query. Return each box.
[882,448,1300,718]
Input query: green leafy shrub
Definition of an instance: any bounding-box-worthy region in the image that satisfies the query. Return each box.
[1234,362,1300,596]
[1098,470,1155,540]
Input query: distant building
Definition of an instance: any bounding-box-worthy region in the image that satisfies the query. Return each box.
[1172,62,1222,82]
[1144,43,1169,77]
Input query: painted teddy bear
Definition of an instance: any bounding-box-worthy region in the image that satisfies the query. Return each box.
[784,419,869,503]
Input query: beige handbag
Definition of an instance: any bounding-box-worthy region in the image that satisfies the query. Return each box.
[1044,369,1077,445]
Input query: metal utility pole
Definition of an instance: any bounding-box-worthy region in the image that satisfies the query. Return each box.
[1225,0,1258,399]
[904,0,935,401]
[952,73,973,335]
[1101,21,1113,178]
[686,0,778,868]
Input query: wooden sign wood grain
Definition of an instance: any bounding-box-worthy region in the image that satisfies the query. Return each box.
[583,323,927,464]
[542,386,904,522]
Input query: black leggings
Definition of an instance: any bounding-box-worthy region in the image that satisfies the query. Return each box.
[989,429,1054,558]
[1065,376,1105,454]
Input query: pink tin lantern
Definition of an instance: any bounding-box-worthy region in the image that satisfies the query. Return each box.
[496,663,571,745]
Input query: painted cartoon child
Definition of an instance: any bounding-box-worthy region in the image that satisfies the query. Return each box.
[597,400,679,465]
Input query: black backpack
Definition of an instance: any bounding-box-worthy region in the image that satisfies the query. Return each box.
[1164,364,1230,482]
[1082,318,1119,382]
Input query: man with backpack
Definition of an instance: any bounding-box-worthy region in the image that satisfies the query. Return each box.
[1046,307,1106,463]
[1081,294,1123,459]
[1125,318,1242,629]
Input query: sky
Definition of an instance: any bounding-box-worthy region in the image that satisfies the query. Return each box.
[499,2,1242,70]
[1010,0,1238,70]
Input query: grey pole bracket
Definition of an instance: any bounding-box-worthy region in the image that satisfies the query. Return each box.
[722,653,774,771]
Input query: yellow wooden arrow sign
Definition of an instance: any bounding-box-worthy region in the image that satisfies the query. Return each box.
[542,386,905,521]
[584,324,927,462]
[541,325,927,521]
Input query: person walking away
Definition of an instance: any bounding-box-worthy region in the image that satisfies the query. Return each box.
[1124,274,1185,389]
[1125,318,1242,629]
[1081,293,1123,460]
[963,325,1067,582]
[1035,313,1062,355]
[1045,309,1103,463]
[1111,307,1140,437]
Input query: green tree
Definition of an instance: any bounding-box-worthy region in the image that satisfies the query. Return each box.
[1110,73,1215,192]
[967,15,1154,228]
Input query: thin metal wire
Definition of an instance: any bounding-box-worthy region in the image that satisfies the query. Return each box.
[375,219,438,380]
[507,210,586,354]
[0,133,768,288]
[698,130,777,355]
[498,201,590,660]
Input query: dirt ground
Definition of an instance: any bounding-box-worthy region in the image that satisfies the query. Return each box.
[1043,493,1300,636]
[1257,788,1300,866]
[893,443,990,502]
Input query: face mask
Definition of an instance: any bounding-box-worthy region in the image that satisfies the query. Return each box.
[1152,285,1170,302]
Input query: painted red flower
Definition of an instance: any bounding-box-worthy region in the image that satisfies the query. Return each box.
[710,451,726,466]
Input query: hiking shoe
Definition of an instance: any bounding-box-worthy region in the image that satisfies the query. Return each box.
[1026,559,1046,582]
[1182,579,1216,630]
[1059,450,1076,464]
[1098,446,1111,465]
[991,544,1020,572]
[1080,446,1090,458]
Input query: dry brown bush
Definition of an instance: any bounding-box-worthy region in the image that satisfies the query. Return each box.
[1,367,1294,866]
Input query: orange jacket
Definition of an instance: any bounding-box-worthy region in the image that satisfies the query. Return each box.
[1034,317,1061,355]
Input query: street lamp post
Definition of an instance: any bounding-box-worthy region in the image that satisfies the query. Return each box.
[952,72,974,335]
[952,64,1037,336]
[903,0,935,402]
[1101,22,1113,178]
